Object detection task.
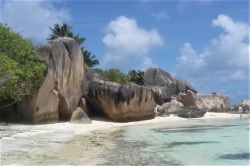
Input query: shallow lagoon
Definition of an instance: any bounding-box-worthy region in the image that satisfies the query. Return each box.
[103,118,250,166]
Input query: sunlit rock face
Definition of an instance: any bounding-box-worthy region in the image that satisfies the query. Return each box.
[17,37,84,123]
[177,90,230,112]
[144,68,197,105]
[159,100,207,118]
[159,100,184,115]
[232,100,250,112]
[83,71,155,122]
[177,106,207,118]
[70,107,92,124]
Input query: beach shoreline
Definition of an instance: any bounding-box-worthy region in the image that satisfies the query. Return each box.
[1,112,249,165]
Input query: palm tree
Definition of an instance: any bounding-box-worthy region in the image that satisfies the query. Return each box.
[128,70,145,86]
[83,50,99,68]
[48,23,85,45]
[136,70,145,86]
[48,23,99,69]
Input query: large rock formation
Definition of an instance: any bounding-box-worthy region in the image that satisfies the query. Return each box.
[15,37,84,123]
[177,90,230,112]
[232,100,250,112]
[159,100,184,115]
[158,98,207,118]
[83,71,155,122]
[177,106,207,118]
[144,68,197,105]
[70,107,92,124]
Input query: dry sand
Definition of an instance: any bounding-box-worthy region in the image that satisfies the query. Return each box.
[0,112,249,165]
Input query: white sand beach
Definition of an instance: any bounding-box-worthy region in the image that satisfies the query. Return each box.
[4,112,244,134]
[1,112,249,165]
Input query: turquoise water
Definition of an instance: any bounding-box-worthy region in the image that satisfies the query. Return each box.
[104,118,250,166]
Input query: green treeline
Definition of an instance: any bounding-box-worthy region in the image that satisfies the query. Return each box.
[92,68,145,86]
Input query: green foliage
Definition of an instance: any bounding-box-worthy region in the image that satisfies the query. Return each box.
[0,23,46,102]
[48,24,144,86]
[93,68,130,85]
[83,50,99,69]
[128,70,145,86]
[84,63,89,72]
[104,69,130,85]
[48,23,86,45]
[91,69,145,86]
[48,23,99,69]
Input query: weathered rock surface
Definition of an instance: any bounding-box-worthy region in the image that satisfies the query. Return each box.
[83,71,155,122]
[177,106,207,118]
[177,90,230,112]
[70,107,92,124]
[144,68,197,105]
[159,100,184,115]
[15,37,84,123]
[232,100,250,112]
[79,98,90,115]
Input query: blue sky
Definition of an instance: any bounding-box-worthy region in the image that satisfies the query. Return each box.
[1,0,249,104]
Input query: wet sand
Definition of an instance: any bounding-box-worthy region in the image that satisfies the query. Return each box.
[1,124,120,165]
[1,112,248,165]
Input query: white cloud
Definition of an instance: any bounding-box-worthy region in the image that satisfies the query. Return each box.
[1,0,71,43]
[175,14,249,85]
[141,58,157,71]
[101,16,163,71]
[210,14,249,69]
[178,42,207,70]
[152,11,170,21]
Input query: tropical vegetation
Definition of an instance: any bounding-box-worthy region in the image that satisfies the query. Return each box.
[93,69,145,86]
[0,23,46,105]
[83,50,99,68]
[48,22,99,69]
[128,70,145,86]
[0,22,146,108]
[48,23,146,85]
